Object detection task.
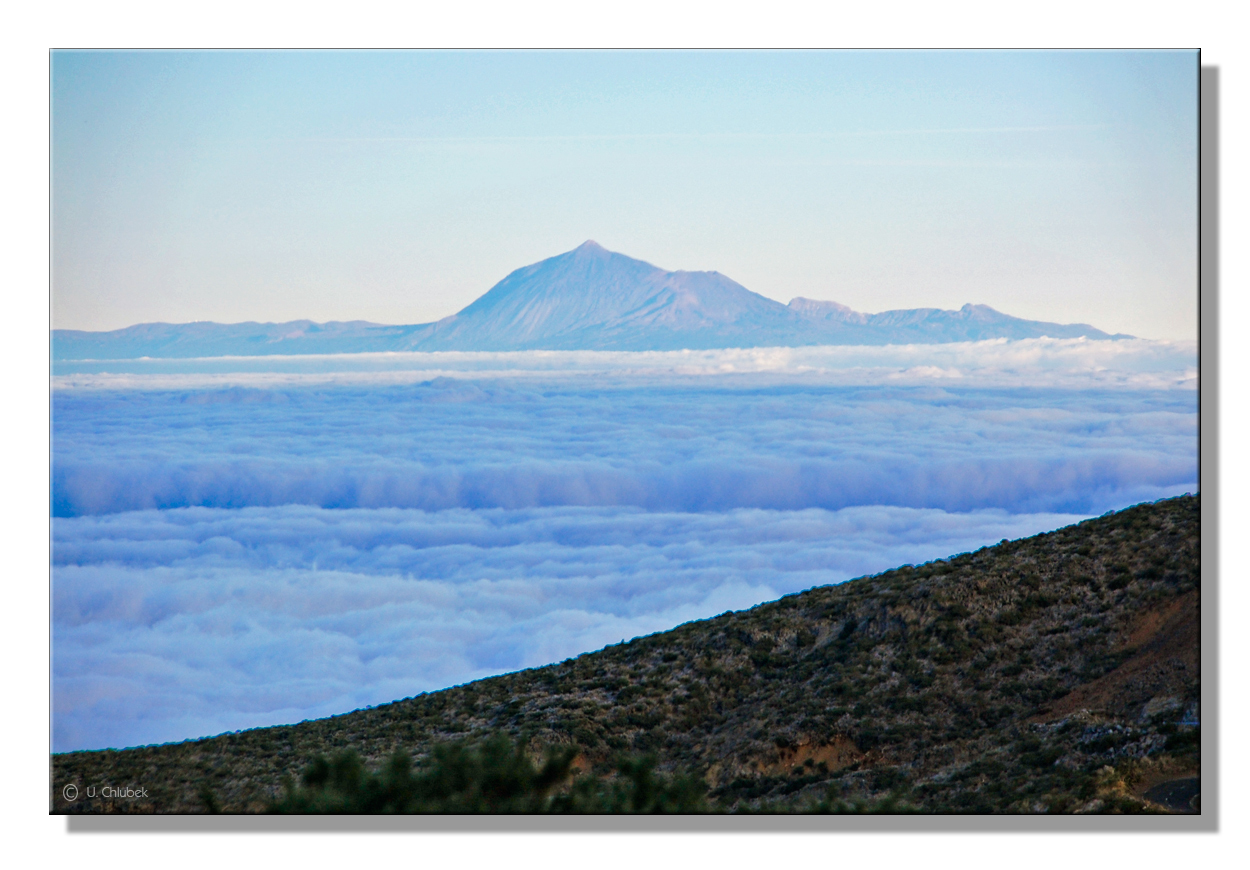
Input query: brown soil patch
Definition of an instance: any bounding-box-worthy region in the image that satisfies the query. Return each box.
[1039,590,1198,722]
[755,736,864,777]
[568,751,591,775]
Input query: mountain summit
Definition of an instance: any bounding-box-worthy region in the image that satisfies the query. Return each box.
[407,240,825,351]
[52,242,1130,360]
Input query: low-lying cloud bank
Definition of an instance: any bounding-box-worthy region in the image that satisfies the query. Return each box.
[52,380,1196,518]
[50,349,1198,752]
[52,337,1197,391]
[54,503,1099,752]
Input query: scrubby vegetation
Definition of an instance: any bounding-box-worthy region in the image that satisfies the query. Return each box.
[52,495,1199,814]
[261,733,913,814]
[265,734,708,814]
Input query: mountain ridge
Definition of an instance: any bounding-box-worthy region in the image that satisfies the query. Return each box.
[52,241,1131,361]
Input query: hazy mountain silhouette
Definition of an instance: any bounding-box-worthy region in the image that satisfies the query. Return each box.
[52,241,1129,360]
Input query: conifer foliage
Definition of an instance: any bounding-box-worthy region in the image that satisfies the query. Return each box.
[268,734,708,813]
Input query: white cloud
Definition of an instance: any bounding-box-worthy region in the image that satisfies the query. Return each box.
[51,337,1197,391]
[49,350,1198,751]
[52,376,1196,517]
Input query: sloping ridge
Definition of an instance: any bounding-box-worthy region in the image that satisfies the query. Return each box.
[50,320,429,361]
[51,495,1198,813]
[787,297,1121,343]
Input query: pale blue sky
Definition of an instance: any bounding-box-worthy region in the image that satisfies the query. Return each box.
[51,50,1197,339]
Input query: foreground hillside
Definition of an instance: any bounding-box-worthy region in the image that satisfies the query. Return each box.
[51,495,1199,814]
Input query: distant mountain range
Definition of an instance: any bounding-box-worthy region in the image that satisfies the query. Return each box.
[52,241,1130,360]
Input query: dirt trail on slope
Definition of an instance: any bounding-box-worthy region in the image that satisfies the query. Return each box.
[1038,590,1198,722]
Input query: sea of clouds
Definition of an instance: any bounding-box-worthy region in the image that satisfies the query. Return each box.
[51,340,1197,751]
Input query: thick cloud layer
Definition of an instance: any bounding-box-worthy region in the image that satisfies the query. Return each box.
[52,380,1195,518]
[50,346,1198,751]
[53,503,1093,752]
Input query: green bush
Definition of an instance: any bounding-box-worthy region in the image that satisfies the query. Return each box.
[268,734,709,814]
